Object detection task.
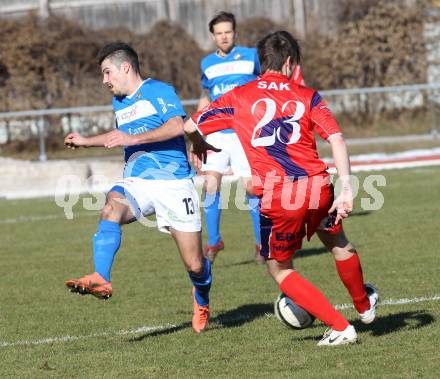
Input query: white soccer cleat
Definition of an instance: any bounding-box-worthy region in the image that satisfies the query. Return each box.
[359,283,379,324]
[317,325,357,346]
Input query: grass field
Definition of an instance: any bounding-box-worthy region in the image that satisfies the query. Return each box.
[1,166,439,378]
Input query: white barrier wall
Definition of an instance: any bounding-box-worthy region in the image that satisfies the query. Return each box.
[0,157,122,199]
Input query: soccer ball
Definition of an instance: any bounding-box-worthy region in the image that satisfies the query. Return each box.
[274,293,315,329]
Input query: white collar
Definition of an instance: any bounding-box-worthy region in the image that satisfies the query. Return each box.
[215,46,236,58]
[127,78,150,99]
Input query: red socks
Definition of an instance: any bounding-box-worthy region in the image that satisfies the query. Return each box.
[280,272,349,331]
[277,253,370,330]
[335,253,370,313]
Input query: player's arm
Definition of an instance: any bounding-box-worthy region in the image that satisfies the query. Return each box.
[310,92,353,223]
[64,131,114,149]
[328,134,353,224]
[104,116,184,148]
[197,89,211,111]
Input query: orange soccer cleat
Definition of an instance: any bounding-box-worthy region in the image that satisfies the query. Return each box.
[65,272,113,300]
[192,287,210,333]
[203,240,224,263]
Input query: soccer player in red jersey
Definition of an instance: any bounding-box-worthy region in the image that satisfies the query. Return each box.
[184,31,379,346]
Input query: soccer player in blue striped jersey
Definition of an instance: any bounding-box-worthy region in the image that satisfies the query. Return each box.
[64,42,213,333]
[198,11,263,264]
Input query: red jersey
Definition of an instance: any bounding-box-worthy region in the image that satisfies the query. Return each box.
[191,72,341,197]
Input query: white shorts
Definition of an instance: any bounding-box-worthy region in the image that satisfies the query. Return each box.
[201,132,251,177]
[111,177,201,233]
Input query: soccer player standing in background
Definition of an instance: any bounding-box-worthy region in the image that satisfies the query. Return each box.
[185,31,379,345]
[197,11,263,263]
[64,42,212,333]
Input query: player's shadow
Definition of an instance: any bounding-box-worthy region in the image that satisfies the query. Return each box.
[297,310,434,342]
[294,247,328,259]
[128,322,192,341]
[212,303,273,328]
[128,303,273,342]
[352,310,435,336]
[128,306,434,343]
[220,259,257,267]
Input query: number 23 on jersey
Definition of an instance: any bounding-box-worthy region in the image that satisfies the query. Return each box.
[251,98,305,148]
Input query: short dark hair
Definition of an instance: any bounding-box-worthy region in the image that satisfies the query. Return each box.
[209,11,236,33]
[257,31,301,73]
[97,42,140,74]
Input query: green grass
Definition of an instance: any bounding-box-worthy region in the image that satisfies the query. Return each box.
[1,167,439,378]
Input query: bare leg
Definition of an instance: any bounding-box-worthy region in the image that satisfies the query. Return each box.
[171,229,205,275]
[316,229,355,260]
[171,228,211,333]
[100,191,136,224]
[317,229,370,313]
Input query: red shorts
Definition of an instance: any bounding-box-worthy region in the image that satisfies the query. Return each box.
[259,175,342,262]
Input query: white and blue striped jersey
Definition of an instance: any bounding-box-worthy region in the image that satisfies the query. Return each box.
[113,79,193,180]
[201,46,260,133]
[201,46,260,101]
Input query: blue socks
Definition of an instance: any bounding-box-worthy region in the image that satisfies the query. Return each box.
[247,194,261,246]
[93,220,121,282]
[204,192,222,246]
[204,192,260,246]
[189,258,212,306]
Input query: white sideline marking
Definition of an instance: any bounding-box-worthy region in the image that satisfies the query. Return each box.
[0,212,97,224]
[1,294,439,348]
[0,325,170,348]
[334,295,440,310]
